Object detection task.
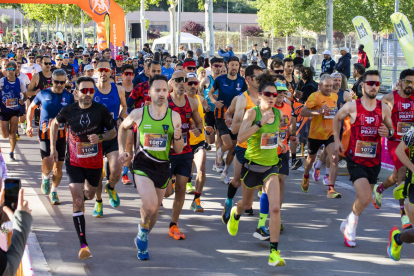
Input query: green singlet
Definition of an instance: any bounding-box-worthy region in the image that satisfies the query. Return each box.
[245,106,281,166]
[138,106,174,161]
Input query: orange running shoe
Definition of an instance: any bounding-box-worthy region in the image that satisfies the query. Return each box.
[169,224,185,240]
[122,174,132,185]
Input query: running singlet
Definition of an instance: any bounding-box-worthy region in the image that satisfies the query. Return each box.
[275,101,292,154]
[204,75,216,110]
[138,106,174,162]
[93,82,120,122]
[213,74,247,119]
[0,77,21,113]
[305,91,338,140]
[245,106,281,166]
[33,88,75,139]
[125,89,132,102]
[130,81,150,108]
[55,101,115,169]
[391,90,414,140]
[345,99,382,167]
[35,71,53,91]
[189,95,206,145]
[238,91,256,149]
[61,64,76,80]
[168,94,192,155]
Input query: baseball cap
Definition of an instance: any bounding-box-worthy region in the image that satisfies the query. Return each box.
[57,54,63,59]
[68,52,75,57]
[63,53,69,59]
[84,64,94,71]
[322,50,331,55]
[27,52,35,57]
[226,44,234,48]
[83,50,90,56]
[241,54,248,62]
[51,49,58,54]
[288,45,294,50]
[187,73,198,79]
[339,47,349,53]
[115,55,124,61]
[228,56,239,63]
[275,82,288,91]
[278,47,283,51]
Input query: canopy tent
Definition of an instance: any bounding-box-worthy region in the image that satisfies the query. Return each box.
[151,32,205,53]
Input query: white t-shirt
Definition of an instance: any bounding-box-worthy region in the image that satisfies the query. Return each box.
[21,63,42,75]
[17,72,30,87]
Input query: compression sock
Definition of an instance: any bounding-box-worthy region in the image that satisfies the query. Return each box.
[227,180,238,199]
[73,212,87,246]
[315,160,323,169]
[270,242,279,252]
[258,192,269,228]
[122,165,128,176]
[376,183,386,194]
[292,153,296,162]
[194,192,201,201]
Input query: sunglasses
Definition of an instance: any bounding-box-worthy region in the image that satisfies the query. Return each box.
[187,81,199,86]
[43,62,52,65]
[273,70,284,74]
[7,67,16,71]
[56,59,62,61]
[172,77,188,83]
[29,57,35,59]
[165,60,172,63]
[186,66,196,71]
[213,64,223,68]
[83,55,89,57]
[52,53,57,55]
[97,68,111,73]
[365,81,381,87]
[53,80,66,85]
[261,91,278,97]
[79,88,95,94]
[402,79,414,86]
[123,72,134,76]
[92,61,97,64]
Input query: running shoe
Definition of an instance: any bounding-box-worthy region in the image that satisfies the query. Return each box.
[253,226,270,241]
[227,206,239,236]
[372,184,382,209]
[78,244,92,260]
[41,177,50,195]
[49,192,60,205]
[20,123,26,131]
[257,190,262,199]
[244,207,254,216]
[93,201,103,218]
[341,216,357,247]
[401,215,413,229]
[301,177,309,193]
[190,198,204,212]
[106,183,120,208]
[186,182,195,194]
[387,226,402,261]
[9,152,16,162]
[268,249,285,266]
[206,144,212,151]
[221,171,231,185]
[16,133,20,141]
[169,224,185,240]
[222,199,232,224]
[212,163,224,173]
[291,159,303,170]
[122,174,132,185]
[312,163,321,182]
[327,187,341,199]
[393,182,405,200]
[338,159,347,168]
[322,174,330,186]
[134,225,149,260]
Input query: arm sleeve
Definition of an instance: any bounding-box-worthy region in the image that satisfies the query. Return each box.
[55,106,68,124]
[102,106,116,131]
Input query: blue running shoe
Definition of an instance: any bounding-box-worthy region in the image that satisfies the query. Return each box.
[106,183,120,208]
[222,198,232,225]
[137,249,149,260]
[134,225,149,260]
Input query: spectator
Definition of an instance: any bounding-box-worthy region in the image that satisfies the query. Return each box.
[357,44,369,68]
[309,47,317,73]
[299,66,318,104]
[186,50,194,60]
[293,50,304,65]
[271,47,284,60]
[217,44,235,62]
[300,45,306,53]
[246,44,259,63]
[335,46,352,79]
[197,67,206,82]
[260,41,271,67]
[321,50,336,74]
[240,54,248,66]
[195,48,204,66]
[303,50,311,67]
[351,63,365,99]
[286,45,296,59]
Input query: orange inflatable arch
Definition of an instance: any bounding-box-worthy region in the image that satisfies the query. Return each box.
[0,0,125,57]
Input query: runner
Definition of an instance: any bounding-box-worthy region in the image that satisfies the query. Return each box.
[222,65,262,223]
[334,70,394,247]
[0,60,26,161]
[60,53,77,83]
[92,59,127,217]
[118,74,184,260]
[49,76,117,260]
[20,52,41,80]
[26,69,75,204]
[208,56,247,182]
[300,74,341,198]
[165,71,203,240]
[227,71,287,266]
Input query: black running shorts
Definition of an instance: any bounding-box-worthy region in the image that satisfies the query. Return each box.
[346,156,381,185]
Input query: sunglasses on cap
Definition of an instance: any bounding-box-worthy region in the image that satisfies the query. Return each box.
[364,81,381,87]
[186,66,196,71]
[261,91,278,97]
[402,79,414,86]
[53,80,66,85]
[43,62,52,65]
[7,67,16,71]
[97,68,111,73]
[187,81,198,86]
[172,77,188,83]
[79,88,95,94]
[213,64,223,68]
[273,69,284,74]
[123,72,134,76]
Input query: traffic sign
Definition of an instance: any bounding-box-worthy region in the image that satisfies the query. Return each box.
[12,31,16,36]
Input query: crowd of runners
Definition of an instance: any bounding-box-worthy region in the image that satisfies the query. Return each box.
[1,40,414,267]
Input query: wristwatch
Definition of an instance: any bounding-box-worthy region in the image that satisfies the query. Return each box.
[174,135,182,141]
[98,134,103,143]
[388,129,394,138]
[255,121,262,128]
[198,128,203,134]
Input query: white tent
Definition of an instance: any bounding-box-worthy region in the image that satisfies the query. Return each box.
[151,32,205,53]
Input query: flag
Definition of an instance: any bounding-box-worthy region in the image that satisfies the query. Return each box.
[352,16,374,69]
[24,27,30,44]
[390,12,414,68]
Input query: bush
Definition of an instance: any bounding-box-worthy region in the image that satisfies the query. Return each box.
[181,21,205,37]
[147,30,161,40]
[241,26,264,37]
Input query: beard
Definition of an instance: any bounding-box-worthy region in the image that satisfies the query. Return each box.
[230,70,237,76]
[364,90,377,99]
[403,87,413,96]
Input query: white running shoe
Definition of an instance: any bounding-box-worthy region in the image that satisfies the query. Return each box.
[341,214,357,247]
[322,174,330,186]
[338,159,347,168]
[213,164,224,173]
[221,171,231,184]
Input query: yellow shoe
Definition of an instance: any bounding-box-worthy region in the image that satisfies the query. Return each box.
[301,177,309,193]
[393,182,405,200]
[268,249,286,266]
[78,245,92,260]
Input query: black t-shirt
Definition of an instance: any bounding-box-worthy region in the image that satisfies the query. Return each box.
[293,57,304,65]
[60,64,76,80]
[55,101,115,169]
[352,78,363,99]
[300,79,319,104]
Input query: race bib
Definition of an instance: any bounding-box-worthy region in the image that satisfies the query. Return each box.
[261,132,278,149]
[279,129,287,142]
[397,122,414,136]
[144,133,168,151]
[355,140,377,158]
[58,122,65,130]
[76,142,98,158]
[324,107,338,119]
[6,98,18,108]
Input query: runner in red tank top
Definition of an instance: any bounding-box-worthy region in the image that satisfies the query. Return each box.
[333,70,394,248]
[164,71,203,241]
[371,69,414,229]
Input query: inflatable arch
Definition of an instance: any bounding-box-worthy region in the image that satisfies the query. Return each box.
[0,0,125,57]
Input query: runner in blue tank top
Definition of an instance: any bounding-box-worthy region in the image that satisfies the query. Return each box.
[91,59,127,218]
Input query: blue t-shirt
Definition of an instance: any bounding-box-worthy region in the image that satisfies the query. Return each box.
[161,66,174,80]
[132,72,149,87]
[213,74,247,119]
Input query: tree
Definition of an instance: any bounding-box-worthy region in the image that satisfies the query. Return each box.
[333,30,345,48]
[181,20,205,37]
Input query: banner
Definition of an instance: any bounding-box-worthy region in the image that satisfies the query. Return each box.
[391,12,414,69]
[56,31,64,43]
[352,16,374,70]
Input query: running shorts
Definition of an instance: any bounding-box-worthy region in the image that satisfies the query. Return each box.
[346,156,381,185]
[234,145,246,164]
[191,141,208,154]
[0,110,20,122]
[388,140,405,172]
[169,152,194,178]
[102,136,119,155]
[241,159,279,189]
[307,135,334,155]
[403,179,414,205]
[40,138,66,161]
[204,110,216,129]
[215,119,237,140]
[278,150,290,176]
[66,162,103,187]
[132,150,170,189]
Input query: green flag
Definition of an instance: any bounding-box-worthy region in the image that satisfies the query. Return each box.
[352,16,374,70]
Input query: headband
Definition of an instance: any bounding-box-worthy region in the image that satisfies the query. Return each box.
[183,60,196,68]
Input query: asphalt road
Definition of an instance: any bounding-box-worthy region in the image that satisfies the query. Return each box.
[1,130,414,276]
